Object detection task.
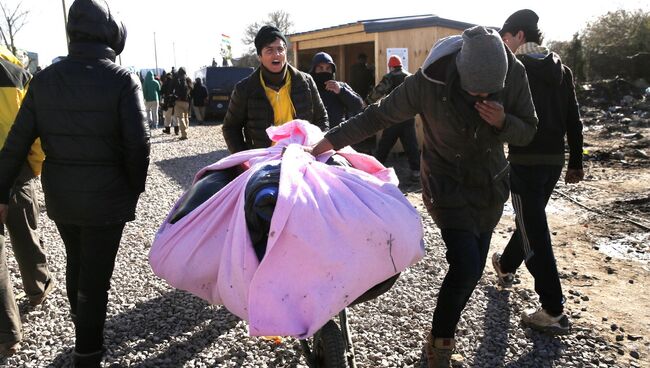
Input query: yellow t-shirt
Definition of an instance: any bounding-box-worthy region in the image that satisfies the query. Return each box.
[260,72,296,126]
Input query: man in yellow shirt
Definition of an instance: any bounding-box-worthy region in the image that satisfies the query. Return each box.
[0,46,54,357]
[222,25,329,153]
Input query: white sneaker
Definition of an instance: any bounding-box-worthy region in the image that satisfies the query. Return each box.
[521,308,570,335]
[491,253,515,288]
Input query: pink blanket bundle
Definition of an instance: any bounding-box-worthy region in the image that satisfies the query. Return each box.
[149,120,425,338]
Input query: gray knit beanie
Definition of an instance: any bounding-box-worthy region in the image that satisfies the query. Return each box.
[456,26,507,94]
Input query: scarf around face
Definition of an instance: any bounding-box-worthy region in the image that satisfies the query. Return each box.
[261,64,288,90]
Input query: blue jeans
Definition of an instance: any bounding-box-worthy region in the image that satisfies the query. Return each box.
[431,229,492,338]
[499,164,564,315]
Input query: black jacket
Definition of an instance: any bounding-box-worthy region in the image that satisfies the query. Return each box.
[191,82,208,106]
[0,39,149,225]
[316,82,363,128]
[222,65,328,153]
[509,52,583,169]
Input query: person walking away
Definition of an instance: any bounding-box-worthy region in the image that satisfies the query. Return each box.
[308,26,537,367]
[491,9,584,335]
[143,71,161,129]
[171,68,191,140]
[0,1,150,366]
[0,45,55,358]
[222,25,328,153]
[367,55,421,182]
[191,77,209,124]
[161,73,178,135]
[309,52,363,129]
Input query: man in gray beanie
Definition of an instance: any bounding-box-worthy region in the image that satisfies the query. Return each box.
[308,25,537,367]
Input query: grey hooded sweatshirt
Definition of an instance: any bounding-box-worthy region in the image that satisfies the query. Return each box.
[325,34,537,235]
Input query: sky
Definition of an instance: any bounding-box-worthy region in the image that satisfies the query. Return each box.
[7,0,649,74]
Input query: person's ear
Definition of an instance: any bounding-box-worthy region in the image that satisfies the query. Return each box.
[516,30,526,43]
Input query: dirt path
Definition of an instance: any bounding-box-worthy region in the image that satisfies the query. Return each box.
[392,99,650,366]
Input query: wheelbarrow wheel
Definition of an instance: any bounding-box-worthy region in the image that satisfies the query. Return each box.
[314,320,347,368]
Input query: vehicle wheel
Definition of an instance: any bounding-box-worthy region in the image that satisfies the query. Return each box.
[314,320,347,368]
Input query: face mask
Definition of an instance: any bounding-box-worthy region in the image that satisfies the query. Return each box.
[312,72,334,88]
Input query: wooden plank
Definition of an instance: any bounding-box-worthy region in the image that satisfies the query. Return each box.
[289,24,365,43]
[297,32,375,50]
[376,26,462,75]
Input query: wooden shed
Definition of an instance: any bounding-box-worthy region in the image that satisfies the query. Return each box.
[288,14,475,151]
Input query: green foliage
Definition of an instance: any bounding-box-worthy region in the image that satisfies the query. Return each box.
[547,9,650,81]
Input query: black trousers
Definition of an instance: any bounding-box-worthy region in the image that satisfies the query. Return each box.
[55,222,125,354]
[499,164,565,315]
[431,229,492,338]
[374,119,420,171]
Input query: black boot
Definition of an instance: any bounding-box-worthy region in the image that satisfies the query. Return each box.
[174,126,179,135]
[73,349,104,368]
[162,127,170,134]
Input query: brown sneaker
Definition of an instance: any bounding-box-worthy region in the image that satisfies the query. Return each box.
[0,341,20,357]
[28,278,56,306]
[424,333,464,368]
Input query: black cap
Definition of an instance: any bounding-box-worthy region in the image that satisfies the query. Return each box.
[254,25,287,55]
[499,9,539,36]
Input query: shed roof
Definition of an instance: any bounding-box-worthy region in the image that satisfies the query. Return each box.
[289,14,476,37]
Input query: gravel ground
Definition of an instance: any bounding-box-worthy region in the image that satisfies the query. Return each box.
[2,123,632,367]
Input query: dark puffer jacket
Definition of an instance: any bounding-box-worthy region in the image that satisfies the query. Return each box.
[222,65,328,153]
[0,0,149,225]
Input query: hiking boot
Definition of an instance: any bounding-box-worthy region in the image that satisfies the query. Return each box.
[28,277,56,306]
[521,308,570,335]
[179,136,188,140]
[491,252,515,288]
[174,126,179,135]
[0,341,19,357]
[423,333,464,368]
[162,127,171,134]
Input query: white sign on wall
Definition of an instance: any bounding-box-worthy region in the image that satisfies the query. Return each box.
[386,48,408,72]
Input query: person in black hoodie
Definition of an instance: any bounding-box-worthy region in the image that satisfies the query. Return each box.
[191,77,209,123]
[491,9,584,336]
[0,0,149,366]
[171,67,192,139]
[309,52,363,128]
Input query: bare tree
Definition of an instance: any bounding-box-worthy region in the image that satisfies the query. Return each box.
[0,0,29,55]
[238,10,294,67]
[242,10,293,52]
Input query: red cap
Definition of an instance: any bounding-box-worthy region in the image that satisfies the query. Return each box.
[388,55,402,68]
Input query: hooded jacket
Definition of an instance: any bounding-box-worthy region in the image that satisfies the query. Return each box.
[509,51,583,169]
[309,53,363,128]
[190,79,208,107]
[223,64,329,153]
[325,34,538,235]
[0,0,150,225]
[0,46,44,176]
[143,70,161,102]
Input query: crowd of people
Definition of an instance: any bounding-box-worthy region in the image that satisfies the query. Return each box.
[0,0,584,367]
